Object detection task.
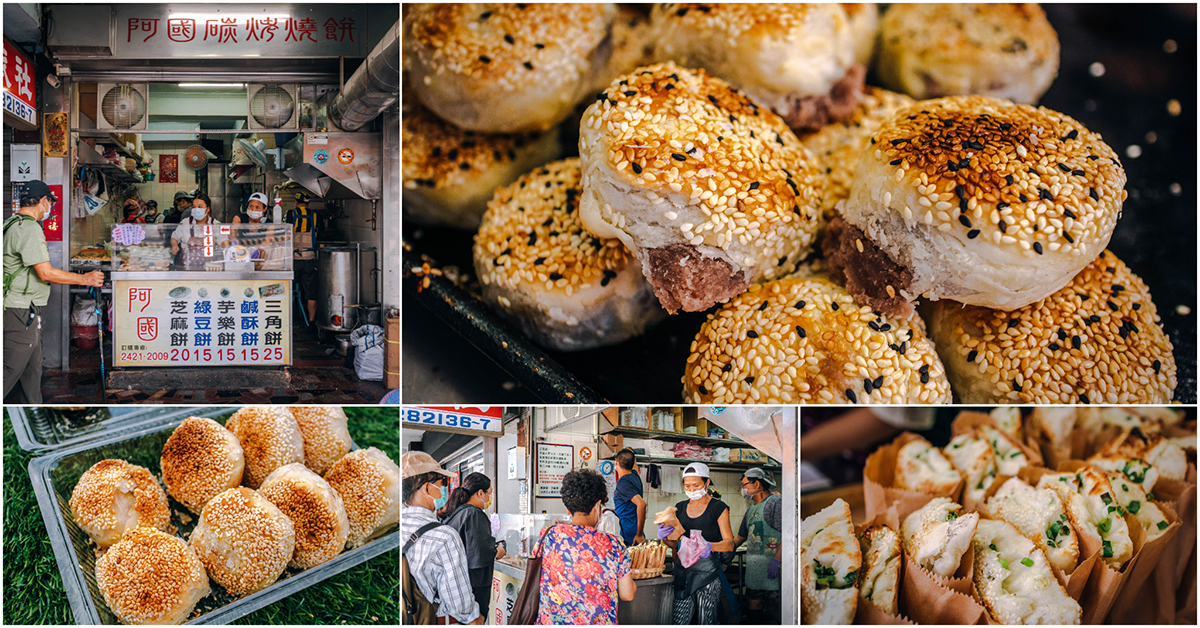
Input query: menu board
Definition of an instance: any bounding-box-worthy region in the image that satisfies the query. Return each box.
[535,443,574,498]
[113,279,290,367]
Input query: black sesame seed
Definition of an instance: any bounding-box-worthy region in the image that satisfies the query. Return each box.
[777,256,787,267]
[1087,154,1098,160]
[746,330,759,338]
[1048,343,1059,351]
[1107,300,1119,311]
[479,11,492,19]
[1008,318,1020,329]
[891,138,910,145]
[1072,170,1085,176]
[947,161,959,173]
[1058,163,1071,172]
[796,326,806,339]
[890,159,902,166]
[1063,231,1075,244]
[744,376,754,384]
[504,33,515,44]
[919,364,929,374]
[998,220,1008,233]
[1063,208,1077,219]
[846,390,857,403]
[1067,130,1079,140]
[1039,188,1054,201]
[795,300,806,309]
[954,185,965,199]
[1132,303,1141,310]
[624,90,637,97]
[920,371,930,384]
[1090,315,1101,323]
[831,302,839,311]
[967,229,981,239]
[430,146,441,157]
[600,276,611,287]
[1005,174,1015,186]
[631,162,642,174]
[542,217,553,227]
[958,215,972,228]
[447,148,459,161]
[698,384,708,395]
[880,323,892,332]
[1072,335,1081,350]
[1000,122,1012,130]
[959,197,969,213]
[460,162,471,170]
[1019,193,1028,203]
[959,157,971,170]
[758,301,769,311]
[1057,329,1068,340]
[873,375,884,389]
[889,343,901,352]
[967,350,978,362]
[869,321,880,331]
[479,55,491,64]
[676,7,689,16]
[528,233,537,246]
[524,61,534,70]
[722,362,733,372]
[863,378,873,394]
[997,201,1010,210]
[534,43,545,49]
[671,153,687,161]
[1153,360,1161,373]
[1013,380,1023,392]
[749,181,760,190]
[1089,187,1099,201]
[1034,242,1044,254]
[775,134,784,146]
[1079,393,1090,404]
[549,272,563,281]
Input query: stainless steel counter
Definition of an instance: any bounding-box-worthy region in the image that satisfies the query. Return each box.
[488,561,676,625]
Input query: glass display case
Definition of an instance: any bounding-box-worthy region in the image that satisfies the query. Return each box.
[495,513,570,564]
[109,223,292,272]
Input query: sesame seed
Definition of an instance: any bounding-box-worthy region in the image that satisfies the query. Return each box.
[671,153,687,161]
[524,61,534,70]
[746,330,759,338]
[846,389,857,403]
[504,34,514,44]
[479,55,491,64]
[1034,242,1044,254]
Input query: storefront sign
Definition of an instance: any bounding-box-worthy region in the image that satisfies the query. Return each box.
[113,279,291,367]
[488,568,522,626]
[535,443,574,498]
[113,5,367,59]
[43,113,69,157]
[2,38,37,130]
[43,185,64,242]
[402,406,504,438]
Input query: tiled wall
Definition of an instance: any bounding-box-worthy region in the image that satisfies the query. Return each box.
[135,142,203,211]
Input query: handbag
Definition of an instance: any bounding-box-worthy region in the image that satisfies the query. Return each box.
[508,529,550,624]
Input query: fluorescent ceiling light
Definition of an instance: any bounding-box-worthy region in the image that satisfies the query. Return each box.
[167,13,292,22]
[177,83,245,88]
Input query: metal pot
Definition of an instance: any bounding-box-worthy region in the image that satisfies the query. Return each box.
[334,334,352,357]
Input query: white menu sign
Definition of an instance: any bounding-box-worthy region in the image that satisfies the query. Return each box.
[535,442,574,498]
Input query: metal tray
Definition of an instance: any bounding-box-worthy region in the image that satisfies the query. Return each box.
[26,409,399,625]
[402,4,1196,403]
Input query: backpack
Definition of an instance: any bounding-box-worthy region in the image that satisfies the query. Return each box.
[403,522,442,625]
[2,215,35,299]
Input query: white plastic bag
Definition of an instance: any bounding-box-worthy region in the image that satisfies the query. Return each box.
[350,324,384,381]
[71,298,99,327]
[597,509,622,539]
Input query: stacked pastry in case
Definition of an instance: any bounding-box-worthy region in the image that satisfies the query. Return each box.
[628,541,668,579]
[818,406,1195,625]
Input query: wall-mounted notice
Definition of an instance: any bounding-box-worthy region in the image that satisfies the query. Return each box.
[535,442,574,498]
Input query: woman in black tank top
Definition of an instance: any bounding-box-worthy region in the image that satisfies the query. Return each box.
[660,463,735,624]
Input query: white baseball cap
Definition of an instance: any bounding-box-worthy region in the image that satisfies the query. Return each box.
[248,192,270,206]
[682,462,710,478]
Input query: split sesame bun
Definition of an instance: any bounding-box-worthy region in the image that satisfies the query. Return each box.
[161,417,245,515]
[843,3,880,66]
[474,158,665,350]
[682,275,951,404]
[876,3,1060,104]
[260,463,351,570]
[403,3,618,132]
[95,528,210,625]
[324,447,400,549]
[832,96,1126,315]
[70,459,171,549]
[578,62,822,313]
[289,407,353,477]
[649,4,864,131]
[225,407,304,489]
[799,86,916,223]
[402,92,562,229]
[190,487,295,596]
[924,250,1177,404]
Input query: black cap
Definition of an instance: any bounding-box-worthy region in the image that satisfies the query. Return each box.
[20,180,57,205]
[146,200,158,207]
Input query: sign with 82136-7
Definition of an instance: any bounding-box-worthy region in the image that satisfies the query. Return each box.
[402,407,504,437]
[113,279,290,366]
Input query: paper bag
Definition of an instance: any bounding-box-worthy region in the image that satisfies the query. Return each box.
[1108,500,1182,622]
[864,432,962,526]
[897,552,984,625]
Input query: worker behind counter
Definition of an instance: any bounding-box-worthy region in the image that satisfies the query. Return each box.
[164,190,191,224]
[169,193,229,270]
[3,181,104,403]
[230,193,285,263]
[732,467,783,625]
[286,191,318,327]
[142,200,164,224]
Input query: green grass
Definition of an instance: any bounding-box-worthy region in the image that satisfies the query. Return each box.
[3,406,399,625]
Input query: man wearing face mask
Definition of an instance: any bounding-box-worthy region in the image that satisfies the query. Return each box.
[4,181,104,403]
[732,468,783,624]
[401,451,484,625]
[142,200,163,224]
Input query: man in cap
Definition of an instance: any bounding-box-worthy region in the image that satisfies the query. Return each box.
[402,451,484,625]
[165,191,191,224]
[142,200,163,224]
[733,466,783,624]
[4,181,104,402]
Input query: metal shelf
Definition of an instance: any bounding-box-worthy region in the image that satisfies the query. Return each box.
[605,426,746,446]
[604,456,779,471]
[68,288,112,295]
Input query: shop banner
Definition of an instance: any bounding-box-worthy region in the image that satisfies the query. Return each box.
[488,568,522,626]
[402,406,504,438]
[536,443,574,498]
[113,5,367,59]
[3,37,37,129]
[42,185,63,242]
[113,279,291,367]
[43,113,69,157]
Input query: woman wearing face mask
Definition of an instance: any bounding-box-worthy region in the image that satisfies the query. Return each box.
[438,473,507,620]
[233,193,273,225]
[170,193,228,269]
[658,462,736,625]
[537,468,636,625]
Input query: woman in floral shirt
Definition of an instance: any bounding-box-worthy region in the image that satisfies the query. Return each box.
[537,469,636,625]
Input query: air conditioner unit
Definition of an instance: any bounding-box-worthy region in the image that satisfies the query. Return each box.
[246,84,299,130]
[97,83,149,130]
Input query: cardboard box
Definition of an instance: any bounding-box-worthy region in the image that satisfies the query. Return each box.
[601,433,624,456]
[601,407,619,427]
[679,411,710,438]
[384,312,399,389]
[731,449,769,464]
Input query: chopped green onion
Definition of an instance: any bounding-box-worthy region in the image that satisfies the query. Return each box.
[1158,521,1169,530]
[1146,493,1155,501]
[845,569,858,584]
[1102,540,1113,558]
[1010,450,1020,458]
[1098,518,1111,533]
[989,543,998,551]
[1101,492,1113,505]
[998,557,1009,569]
[1021,557,1034,567]
[947,511,958,521]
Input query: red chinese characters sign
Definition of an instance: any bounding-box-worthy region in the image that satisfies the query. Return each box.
[3,37,37,129]
[113,6,368,58]
[42,185,63,242]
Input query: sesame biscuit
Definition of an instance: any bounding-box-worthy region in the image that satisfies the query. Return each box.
[70,459,171,549]
[925,250,1176,404]
[579,62,823,313]
[324,448,400,549]
[833,95,1126,314]
[404,3,618,132]
[260,463,350,570]
[288,407,353,477]
[95,528,210,625]
[799,86,916,223]
[650,3,861,124]
[474,158,665,350]
[877,3,1060,104]
[402,92,562,229]
[682,275,951,404]
[225,407,304,489]
[190,488,295,596]
[161,417,245,515]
